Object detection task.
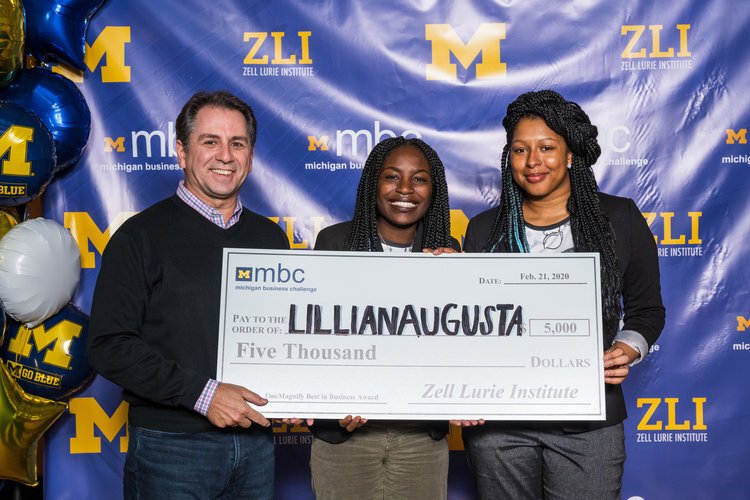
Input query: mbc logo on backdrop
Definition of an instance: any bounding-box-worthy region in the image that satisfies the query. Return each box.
[425,23,506,81]
[52,26,131,83]
[306,121,423,162]
[603,125,651,168]
[104,122,177,157]
[620,23,692,71]
[241,31,314,77]
[635,397,708,444]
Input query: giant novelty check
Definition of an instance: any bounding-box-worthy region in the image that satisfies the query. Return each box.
[217,250,606,420]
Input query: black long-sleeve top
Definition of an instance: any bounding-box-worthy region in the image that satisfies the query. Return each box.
[88,196,289,432]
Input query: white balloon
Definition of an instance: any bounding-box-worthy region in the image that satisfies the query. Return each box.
[0,218,80,327]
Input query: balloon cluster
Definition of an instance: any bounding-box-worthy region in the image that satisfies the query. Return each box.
[0,0,103,487]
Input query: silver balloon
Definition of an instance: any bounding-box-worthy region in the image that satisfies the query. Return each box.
[0,218,80,327]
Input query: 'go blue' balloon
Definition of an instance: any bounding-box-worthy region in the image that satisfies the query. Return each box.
[0,68,91,170]
[23,0,105,70]
[1,304,93,401]
[0,101,56,207]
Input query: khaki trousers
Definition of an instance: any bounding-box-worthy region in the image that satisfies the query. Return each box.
[310,422,448,500]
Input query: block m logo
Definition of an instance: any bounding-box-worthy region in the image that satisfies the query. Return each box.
[726,129,747,145]
[7,320,83,369]
[0,125,33,176]
[64,212,138,268]
[85,26,132,82]
[425,23,506,81]
[69,398,129,453]
[308,135,329,151]
[54,26,132,82]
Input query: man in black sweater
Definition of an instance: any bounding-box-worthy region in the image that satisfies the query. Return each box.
[88,91,289,499]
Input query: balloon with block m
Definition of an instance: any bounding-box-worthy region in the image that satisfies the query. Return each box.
[2,304,93,401]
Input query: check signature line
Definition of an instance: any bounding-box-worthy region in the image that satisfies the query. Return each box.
[231,363,526,368]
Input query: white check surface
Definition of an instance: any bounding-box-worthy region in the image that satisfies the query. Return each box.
[217,250,605,420]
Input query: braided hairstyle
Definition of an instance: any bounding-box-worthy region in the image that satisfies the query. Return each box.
[484,90,622,328]
[345,137,453,252]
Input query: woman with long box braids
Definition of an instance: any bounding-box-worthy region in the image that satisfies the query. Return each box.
[461,90,665,499]
[308,136,460,499]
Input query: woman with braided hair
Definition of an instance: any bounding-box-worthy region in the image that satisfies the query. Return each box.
[309,136,459,499]
[461,90,665,499]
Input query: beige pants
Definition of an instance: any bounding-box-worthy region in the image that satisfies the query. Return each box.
[310,422,448,500]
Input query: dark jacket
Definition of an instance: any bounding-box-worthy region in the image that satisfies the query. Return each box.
[463,192,665,431]
[310,220,460,443]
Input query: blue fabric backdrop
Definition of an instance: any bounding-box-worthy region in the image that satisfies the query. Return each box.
[40,1,750,498]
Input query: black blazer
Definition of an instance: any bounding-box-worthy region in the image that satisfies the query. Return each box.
[463,192,665,431]
[310,220,460,443]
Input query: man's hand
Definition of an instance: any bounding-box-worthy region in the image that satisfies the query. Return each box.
[603,342,640,385]
[206,382,270,428]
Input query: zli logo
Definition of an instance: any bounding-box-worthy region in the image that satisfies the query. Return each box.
[637,397,707,431]
[621,24,691,59]
[243,31,312,65]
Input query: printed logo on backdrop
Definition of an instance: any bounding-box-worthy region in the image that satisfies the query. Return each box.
[425,23,506,81]
[242,31,314,77]
[69,398,129,454]
[635,396,708,444]
[272,410,466,451]
[51,26,132,83]
[306,121,422,172]
[734,315,750,352]
[723,128,750,166]
[601,125,650,169]
[64,212,137,268]
[738,316,750,332]
[620,24,692,72]
[64,212,325,268]
[100,122,181,174]
[642,211,703,258]
[272,421,312,446]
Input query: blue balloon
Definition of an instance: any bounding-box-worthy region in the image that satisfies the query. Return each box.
[1,304,93,401]
[0,101,56,207]
[24,0,105,70]
[0,69,91,170]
